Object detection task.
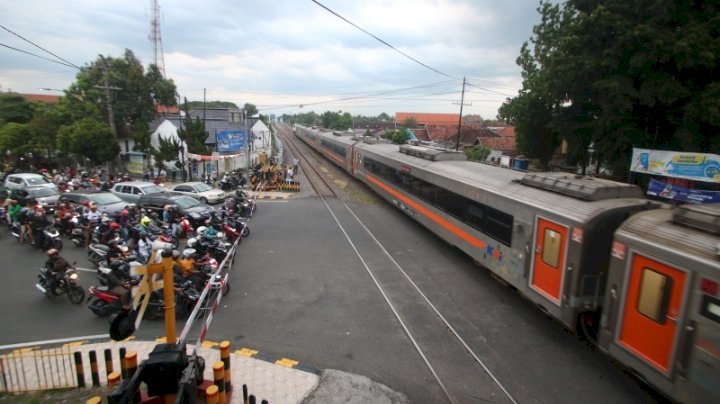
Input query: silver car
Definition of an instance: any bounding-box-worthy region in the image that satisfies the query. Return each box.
[110,181,166,204]
[171,182,226,204]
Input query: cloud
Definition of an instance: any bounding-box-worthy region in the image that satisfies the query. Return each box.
[0,0,542,119]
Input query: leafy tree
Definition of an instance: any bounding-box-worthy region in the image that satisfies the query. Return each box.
[402,117,418,129]
[243,103,258,116]
[500,0,720,177]
[177,101,209,155]
[183,101,239,109]
[0,93,34,125]
[131,120,153,171]
[321,111,352,130]
[465,145,492,162]
[56,118,119,166]
[0,122,32,155]
[28,108,61,159]
[382,130,409,145]
[377,112,391,121]
[67,50,176,140]
[152,135,181,175]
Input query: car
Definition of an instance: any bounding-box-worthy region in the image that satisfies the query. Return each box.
[59,190,130,215]
[137,192,216,227]
[4,173,57,191]
[171,182,226,204]
[110,181,166,204]
[0,184,8,199]
[9,186,61,212]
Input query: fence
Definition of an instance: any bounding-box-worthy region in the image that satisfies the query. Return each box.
[0,347,77,392]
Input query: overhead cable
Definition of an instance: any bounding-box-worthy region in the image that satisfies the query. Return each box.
[311,0,454,79]
[0,42,78,69]
[0,24,81,69]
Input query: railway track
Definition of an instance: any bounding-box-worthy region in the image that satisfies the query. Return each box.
[277,126,517,403]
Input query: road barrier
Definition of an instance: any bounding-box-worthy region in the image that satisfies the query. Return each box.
[278,180,300,192]
[0,347,76,392]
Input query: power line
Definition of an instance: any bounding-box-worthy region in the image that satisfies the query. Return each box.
[0,42,78,69]
[0,23,81,69]
[311,0,454,79]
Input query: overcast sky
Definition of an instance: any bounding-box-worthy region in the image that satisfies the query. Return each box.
[1,0,544,119]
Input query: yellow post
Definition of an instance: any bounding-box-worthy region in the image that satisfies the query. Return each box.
[206,385,220,404]
[213,361,226,404]
[107,371,121,388]
[86,397,102,404]
[162,254,177,343]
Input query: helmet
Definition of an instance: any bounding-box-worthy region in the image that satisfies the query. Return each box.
[110,222,120,230]
[140,216,151,226]
[46,248,59,257]
[186,238,198,248]
[101,216,111,225]
[182,248,196,258]
[172,250,180,259]
[196,226,207,236]
[120,210,129,216]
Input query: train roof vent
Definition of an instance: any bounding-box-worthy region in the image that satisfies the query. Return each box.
[519,172,644,201]
[398,144,467,161]
[672,203,720,235]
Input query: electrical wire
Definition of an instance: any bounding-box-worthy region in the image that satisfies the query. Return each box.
[311,0,455,79]
[0,42,78,69]
[0,24,81,69]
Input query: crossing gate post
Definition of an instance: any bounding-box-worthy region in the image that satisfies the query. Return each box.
[73,351,85,388]
[220,340,232,392]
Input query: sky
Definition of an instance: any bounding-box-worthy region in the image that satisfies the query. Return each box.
[0,0,543,120]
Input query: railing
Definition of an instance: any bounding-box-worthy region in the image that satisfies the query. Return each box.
[0,347,76,392]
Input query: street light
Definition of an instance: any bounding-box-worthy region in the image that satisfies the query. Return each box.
[587,141,596,176]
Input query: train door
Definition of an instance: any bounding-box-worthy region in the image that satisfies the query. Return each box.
[529,217,568,305]
[616,253,687,374]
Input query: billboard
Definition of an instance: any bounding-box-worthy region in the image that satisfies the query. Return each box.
[631,148,720,183]
[216,130,246,152]
[647,178,720,204]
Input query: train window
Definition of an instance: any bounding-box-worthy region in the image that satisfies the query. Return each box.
[467,203,485,230]
[700,294,720,323]
[485,207,513,246]
[637,269,672,324]
[542,228,562,268]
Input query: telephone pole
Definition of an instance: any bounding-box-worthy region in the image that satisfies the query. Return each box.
[94,56,121,136]
[454,77,470,151]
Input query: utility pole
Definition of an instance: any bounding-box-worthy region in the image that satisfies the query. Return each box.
[454,77,470,151]
[94,56,121,136]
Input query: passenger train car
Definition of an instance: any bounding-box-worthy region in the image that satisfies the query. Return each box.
[294,125,720,403]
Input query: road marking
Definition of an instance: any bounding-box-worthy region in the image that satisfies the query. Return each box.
[235,348,258,357]
[0,334,109,351]
[275,358,299,368]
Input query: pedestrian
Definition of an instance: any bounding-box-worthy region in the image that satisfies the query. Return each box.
[143,168,149,182]
[292,157,299,175]
[171,169,176,183]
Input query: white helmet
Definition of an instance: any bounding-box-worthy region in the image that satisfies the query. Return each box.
[186,238,198,248]
[196,226,207,237]
[182,248,196,258]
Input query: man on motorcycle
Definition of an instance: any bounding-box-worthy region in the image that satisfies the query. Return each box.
[45,248,71,295]
[107,260,131,311]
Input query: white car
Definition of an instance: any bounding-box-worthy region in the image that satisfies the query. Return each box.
[171,182,225,204]
[4,173,57,191]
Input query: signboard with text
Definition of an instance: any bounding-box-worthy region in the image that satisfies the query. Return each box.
[216,130,246,153]
[631,148,720,183]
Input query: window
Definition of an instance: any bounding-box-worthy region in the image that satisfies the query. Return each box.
[132,187,143,195]
[363,156,514,246]
[637,269,672,324]
[542,229,562,268]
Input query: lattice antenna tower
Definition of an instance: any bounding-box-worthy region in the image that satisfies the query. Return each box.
[149,0,166,77]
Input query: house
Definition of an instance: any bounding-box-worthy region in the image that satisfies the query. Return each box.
[119,107,272,177]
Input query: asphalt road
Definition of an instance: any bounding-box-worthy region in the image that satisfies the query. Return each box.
[0,190,661,402]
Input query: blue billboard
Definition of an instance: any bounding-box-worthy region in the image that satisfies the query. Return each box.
[216,130,246,152]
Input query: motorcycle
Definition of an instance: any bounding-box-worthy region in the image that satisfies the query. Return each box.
[35,265,84,304]
[68,216,85,247]
[87,278,199,319]
[31,220,63,250]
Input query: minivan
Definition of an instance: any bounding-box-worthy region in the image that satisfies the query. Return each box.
[4,173,57,191]
[110,181,165,204]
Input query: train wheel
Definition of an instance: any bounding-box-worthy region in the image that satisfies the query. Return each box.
[578,311,599,345]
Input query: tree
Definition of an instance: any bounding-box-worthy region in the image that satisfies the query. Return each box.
[321,111,352,130]
[243,102,258,117]
[177,102,209,155]
[402,117,418,129]
[0,93,34,126]
[67,50,177,142]
[0,122,32,155]
[56,118,119,166]
[183,100,239,109]
[500,0,720,177]
[465,144,491,162]
[28,108,61,159]
[152,135,181,175]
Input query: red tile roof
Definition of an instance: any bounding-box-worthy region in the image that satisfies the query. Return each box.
[20,94,60,104]
[396,112,459,126]
[156,104,180,114]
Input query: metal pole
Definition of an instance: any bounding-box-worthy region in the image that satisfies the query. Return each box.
[454,77,466,151]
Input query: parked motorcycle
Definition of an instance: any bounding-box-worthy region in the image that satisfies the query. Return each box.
[35,265,84,304]
[87,277,145,317]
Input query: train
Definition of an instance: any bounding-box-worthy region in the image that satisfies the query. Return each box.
[292,124,719,403]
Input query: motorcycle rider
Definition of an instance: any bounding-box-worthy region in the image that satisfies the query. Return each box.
[44,248,71,295]
[107,260,132,311]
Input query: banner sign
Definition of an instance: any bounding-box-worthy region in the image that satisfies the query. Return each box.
[216,130,246,152]
[186,152,244,161]
[631,148,720,183]
[647,178,720,204]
